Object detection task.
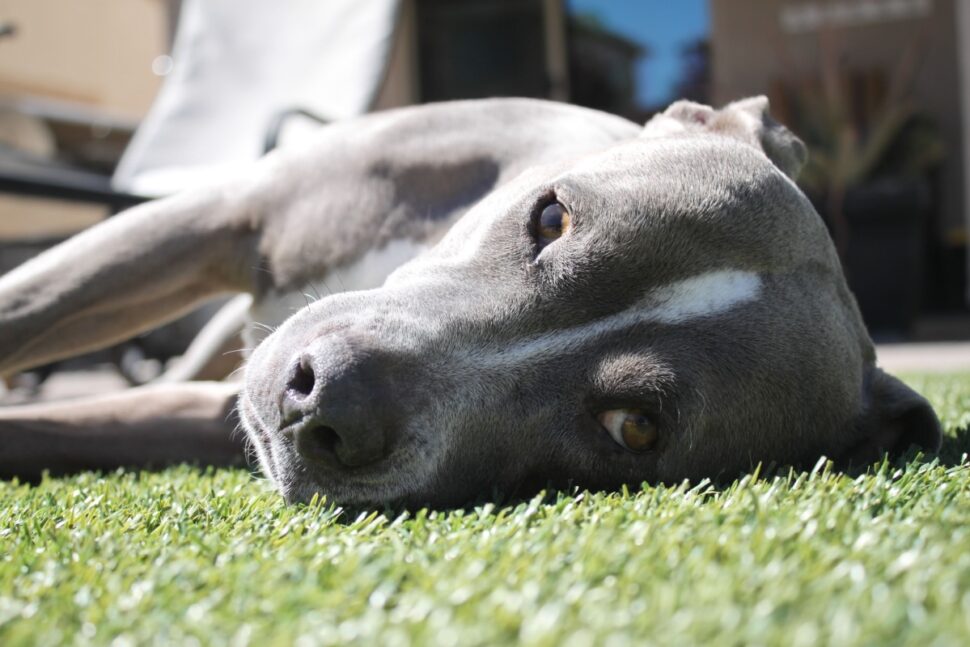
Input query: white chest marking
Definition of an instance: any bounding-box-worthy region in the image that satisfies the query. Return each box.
[248,239,429,332]
[326,239,431,295]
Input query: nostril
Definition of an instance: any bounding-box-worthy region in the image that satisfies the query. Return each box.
[287,356,316,399]
[293,424,341,463]
[278,339,390,468]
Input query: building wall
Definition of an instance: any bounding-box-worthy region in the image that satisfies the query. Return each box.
[710,0,965,243]
[0,0,168,242]
[373,0,569,110]
[958,0,970,301]
[0,0,167,118]
[373,0,419,110]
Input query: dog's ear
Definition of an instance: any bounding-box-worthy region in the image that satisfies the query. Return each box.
[641,100,716,139]
[724,96,808,180]
[642,95,808,180]
[836,367,942,467]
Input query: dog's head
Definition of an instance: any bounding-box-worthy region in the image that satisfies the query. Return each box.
[240,97,940,507]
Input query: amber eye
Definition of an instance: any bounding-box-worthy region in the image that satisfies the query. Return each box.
[535,201,571,251]
[597,409,659,452]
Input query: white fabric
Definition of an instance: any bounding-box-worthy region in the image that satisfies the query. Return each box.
[113,0,400,197]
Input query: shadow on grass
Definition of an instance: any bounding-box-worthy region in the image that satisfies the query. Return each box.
[331,435,970,519]
[467,429,970,517]
[938,425,970,466]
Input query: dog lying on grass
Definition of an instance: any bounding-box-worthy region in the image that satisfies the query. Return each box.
[0,97,941,507]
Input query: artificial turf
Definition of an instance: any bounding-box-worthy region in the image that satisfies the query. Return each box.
[1,372,968,646]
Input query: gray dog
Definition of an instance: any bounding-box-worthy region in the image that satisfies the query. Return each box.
[0,97,940,508]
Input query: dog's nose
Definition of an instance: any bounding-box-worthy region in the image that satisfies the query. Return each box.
[279,337,389,468]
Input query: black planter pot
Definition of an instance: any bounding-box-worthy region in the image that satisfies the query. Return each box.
[815,178,930,339]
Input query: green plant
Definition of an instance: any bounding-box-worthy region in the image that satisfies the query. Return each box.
[781,27,944,255]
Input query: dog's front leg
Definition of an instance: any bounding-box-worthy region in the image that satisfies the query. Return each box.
[0,381,244,479]
[0,186,260,377]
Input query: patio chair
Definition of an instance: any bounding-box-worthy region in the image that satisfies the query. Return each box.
[0,0,402,204]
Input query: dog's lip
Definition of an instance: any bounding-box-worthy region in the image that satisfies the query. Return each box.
[237,392,272,440]
[277,417,325,445]
[278,420,300,440]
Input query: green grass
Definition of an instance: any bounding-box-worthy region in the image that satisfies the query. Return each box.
[2,373,969,646]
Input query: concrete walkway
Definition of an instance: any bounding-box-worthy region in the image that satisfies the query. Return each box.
[875,341,970,374]
[1,341,968,406]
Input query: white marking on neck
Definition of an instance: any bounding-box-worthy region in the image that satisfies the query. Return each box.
[326,239,430,295]
[246,239,429,342]
[482,269,762,367]
[644,269,762,323]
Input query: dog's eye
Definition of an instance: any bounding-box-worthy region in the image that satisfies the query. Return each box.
[535,202,571,250]
[597,409,658,452]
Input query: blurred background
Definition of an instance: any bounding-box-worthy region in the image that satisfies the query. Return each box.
[0,0,967,392]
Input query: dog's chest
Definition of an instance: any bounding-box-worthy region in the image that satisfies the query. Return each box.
[245,239,429,342]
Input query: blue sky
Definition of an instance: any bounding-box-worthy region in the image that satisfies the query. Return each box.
[569,0,710,107]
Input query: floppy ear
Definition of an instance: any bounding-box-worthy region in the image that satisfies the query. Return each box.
[836,367,942,467]
[642,95,808,180]
[724,96,808,180]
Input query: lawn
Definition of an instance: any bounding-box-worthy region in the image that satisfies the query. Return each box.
[2,373,968,646]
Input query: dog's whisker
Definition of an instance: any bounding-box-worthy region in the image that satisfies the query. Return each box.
[250,262,275,277]
[330,273,348,293]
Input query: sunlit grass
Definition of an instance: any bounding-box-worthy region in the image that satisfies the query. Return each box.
[2,373,968,646]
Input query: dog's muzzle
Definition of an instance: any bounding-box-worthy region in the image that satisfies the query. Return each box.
[275,333,398,469]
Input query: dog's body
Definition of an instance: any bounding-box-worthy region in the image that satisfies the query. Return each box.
[0,98,941,507]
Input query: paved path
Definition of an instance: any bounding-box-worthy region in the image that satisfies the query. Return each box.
[2,342,968,406]
[875,341,970,374]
